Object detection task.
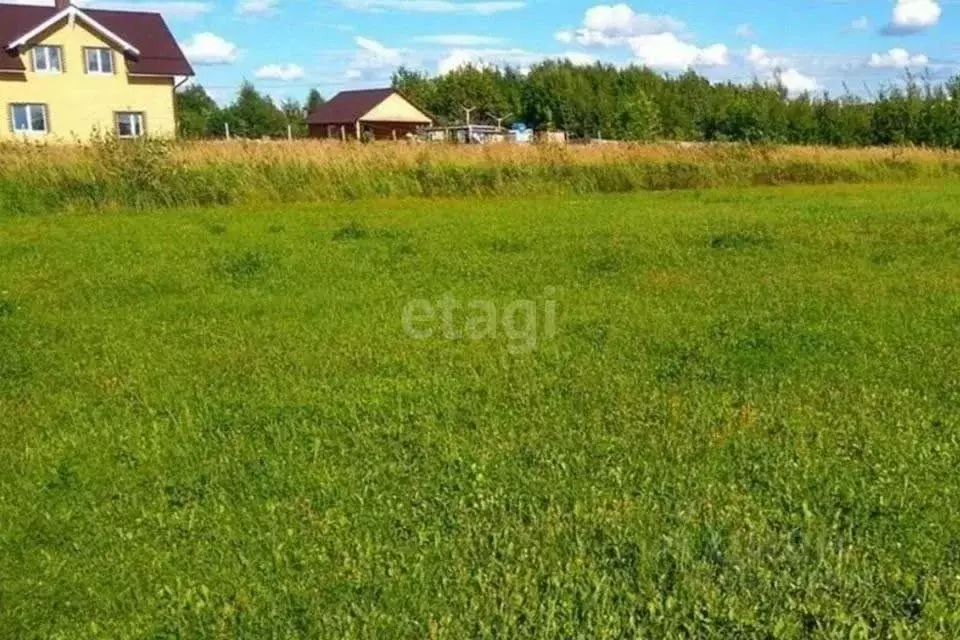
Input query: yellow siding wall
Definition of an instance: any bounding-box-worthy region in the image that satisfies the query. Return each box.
[0,18,176,141]
[361,93,432,124]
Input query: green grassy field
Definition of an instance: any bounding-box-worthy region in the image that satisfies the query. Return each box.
[2,182,960,638]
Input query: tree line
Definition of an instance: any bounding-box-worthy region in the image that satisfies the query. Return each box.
[177,61,960,147]
[176,81,324,139]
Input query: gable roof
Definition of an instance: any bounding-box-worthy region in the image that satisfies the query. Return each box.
[8,5,139,55]
[0,3,193,77]
[306,88,431,125]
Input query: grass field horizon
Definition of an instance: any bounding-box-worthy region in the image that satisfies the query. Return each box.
[2,181,960,637]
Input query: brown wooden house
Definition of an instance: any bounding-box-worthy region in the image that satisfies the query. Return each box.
[306,88,432,141]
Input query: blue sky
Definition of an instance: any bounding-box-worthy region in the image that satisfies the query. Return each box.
[61,0,958,102]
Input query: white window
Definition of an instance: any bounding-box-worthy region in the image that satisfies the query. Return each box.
[85,48,114,74]
[10,104,48,134]
[32,46,62,74]
[116,112,145,138]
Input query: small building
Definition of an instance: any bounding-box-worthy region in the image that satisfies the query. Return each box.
[538,130,568,145]
[0,0,193,140]
[422,124,505,144]
[306,88,432,141]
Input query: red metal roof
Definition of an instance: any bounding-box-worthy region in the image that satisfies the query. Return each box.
[307,88,432,125]
[0,3,193,76]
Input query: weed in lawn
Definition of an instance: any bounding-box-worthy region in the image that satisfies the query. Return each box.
[709,231,771,250]
[215,249,274,284]
[332,221,370,241]
[488,238,529,254]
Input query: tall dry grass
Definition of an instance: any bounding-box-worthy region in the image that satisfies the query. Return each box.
[2,138,959,214]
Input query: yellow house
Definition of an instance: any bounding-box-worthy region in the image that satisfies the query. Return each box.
[0,0,193,141]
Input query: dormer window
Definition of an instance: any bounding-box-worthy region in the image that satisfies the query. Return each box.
[32,46,63,74]
[85,47,114,74]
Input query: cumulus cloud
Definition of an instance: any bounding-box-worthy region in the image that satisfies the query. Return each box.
[867,48,929,68]
[776,68,819,94]
[882,0,941,35]
[735,23,754,38]
[553,4,725,71]
[338,0,524,14]
[237,0,277,15]
[555,3,684,47]
[746,45,785,70]
[563,52,598,67]
[346,36,403,79]
[179,32,239,64]
[628,32,728,70]
[254,63,305,80]
[742,47,818,96]
[436,49,595,75]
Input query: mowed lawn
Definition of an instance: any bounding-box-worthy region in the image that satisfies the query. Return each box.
[2,183,960,638]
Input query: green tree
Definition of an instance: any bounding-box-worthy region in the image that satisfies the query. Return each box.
[378,61,960,149]
[306,89,324,114]
[618,89,661,141]
[175,83,219,139]
[392,67,438,119]
[227,81,287,138]
[281,98,307,138]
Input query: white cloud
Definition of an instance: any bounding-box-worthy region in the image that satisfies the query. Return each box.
[346,36,403,79]
[556,3,684,47]
[254,63,305,80]
[355,36,403,64]
[867,47,929,68]
[850,16,869,31]
[741,47,819,96]
[436,49,596,75]
[436,48,532,74]
[338,0,524,14]
[563,52,597,66]
[76,0,211,19]
[776,68,819,95]
[237,0,277,15]
[438,49,490,74]
[883,0,941,35]
[735,23,754,38]
[746,45,785,70]
[628,33,728,70]
[179,32,239,65]
[553,4,726,72]
[413,34,505,46]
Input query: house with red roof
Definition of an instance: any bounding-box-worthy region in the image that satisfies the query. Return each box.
[306,88,433,141]
[0,0,193,140]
